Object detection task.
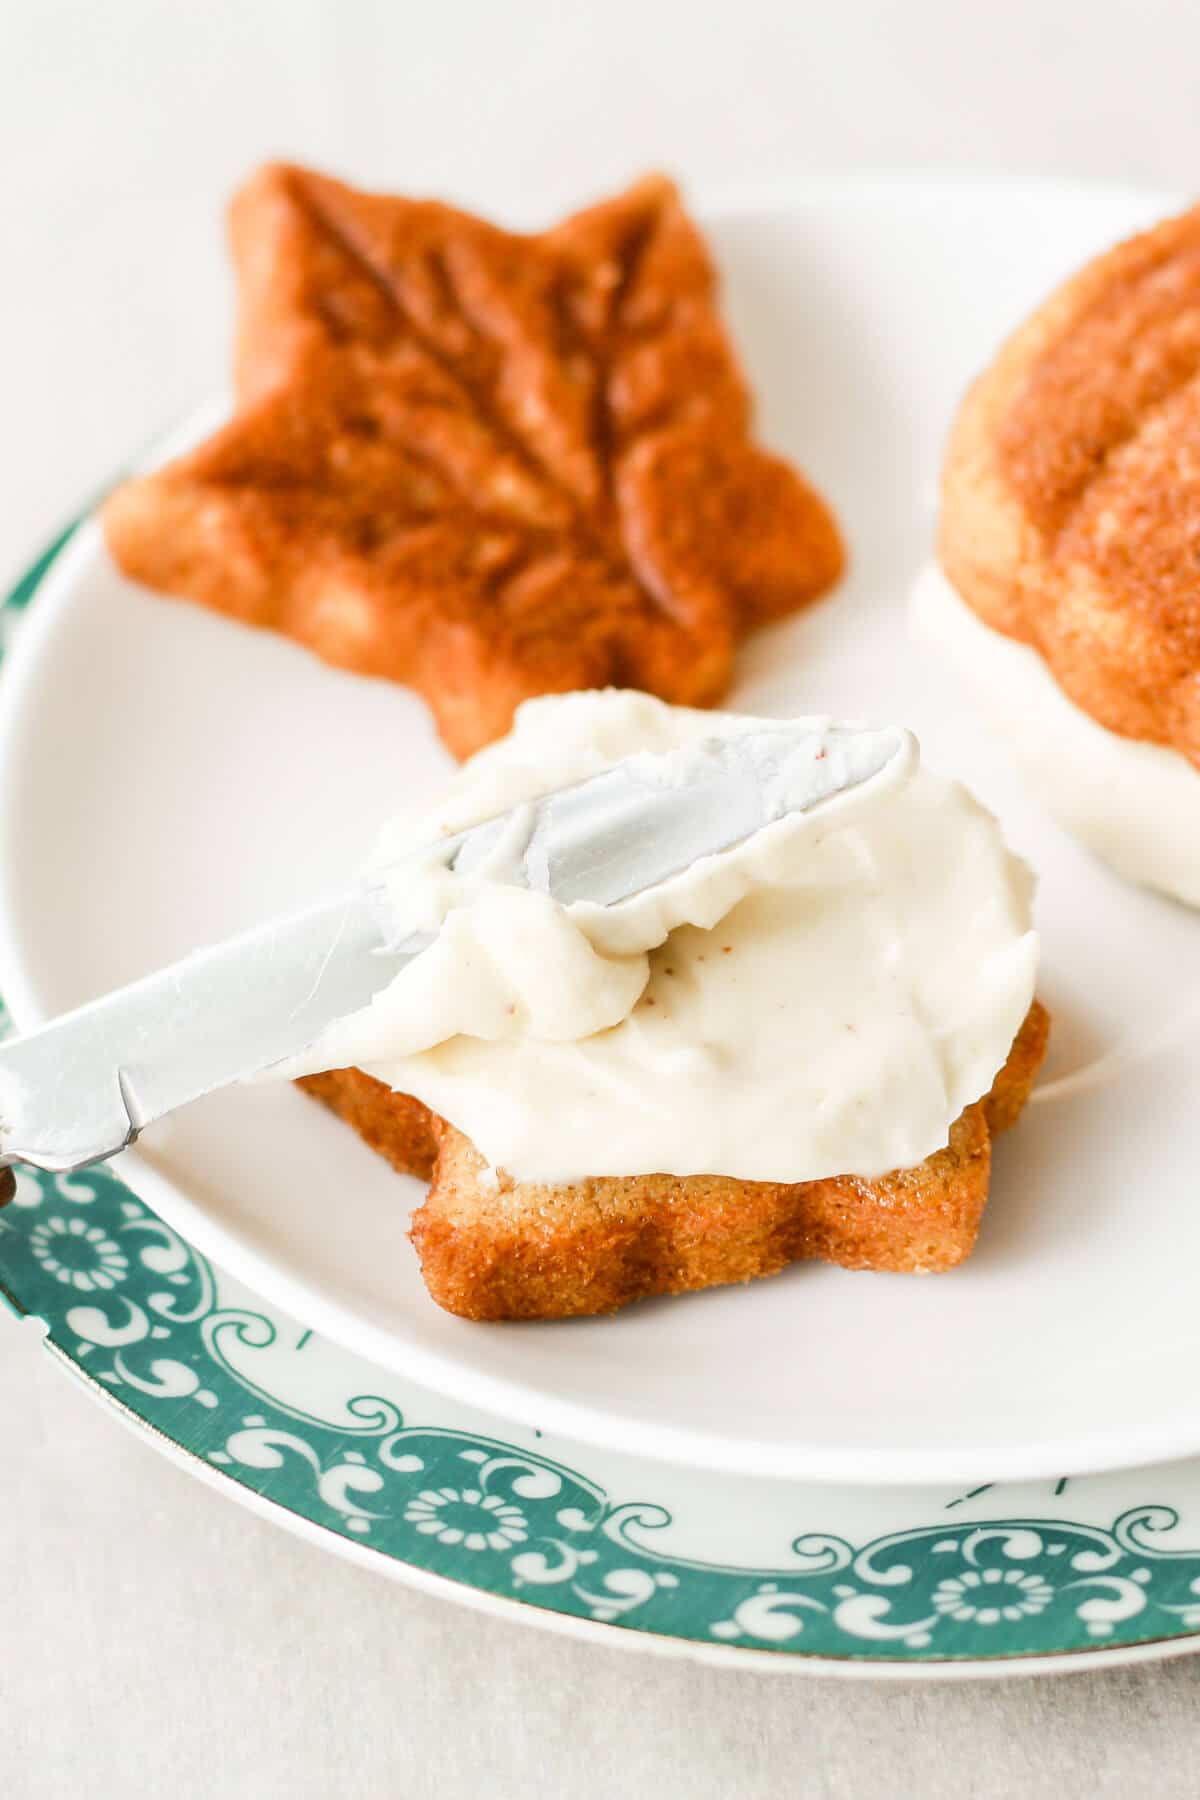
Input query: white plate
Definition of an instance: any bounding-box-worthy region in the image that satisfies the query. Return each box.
[0,174,1195,1488]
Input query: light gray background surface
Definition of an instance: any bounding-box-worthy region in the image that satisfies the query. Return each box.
[6,2,1200,1793]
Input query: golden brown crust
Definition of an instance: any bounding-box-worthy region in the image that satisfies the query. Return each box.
[941,202,1200,767]
[102,164,843,760]
[298,1001,1048,1320]
[296,1068,438,1180]
[979,997,1049,1136]
[412,1104,996,1320]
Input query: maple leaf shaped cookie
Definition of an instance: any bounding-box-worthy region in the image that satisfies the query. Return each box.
[104,165,843,757]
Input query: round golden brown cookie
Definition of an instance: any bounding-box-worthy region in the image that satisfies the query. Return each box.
[940,202,1200,766]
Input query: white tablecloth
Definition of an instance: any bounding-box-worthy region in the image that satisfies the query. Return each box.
[7,3,1200,1792]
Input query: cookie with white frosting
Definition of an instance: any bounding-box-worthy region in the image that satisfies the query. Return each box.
[927,201,1200,905]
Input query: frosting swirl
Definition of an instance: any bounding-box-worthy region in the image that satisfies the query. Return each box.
[284,689,1039,1184]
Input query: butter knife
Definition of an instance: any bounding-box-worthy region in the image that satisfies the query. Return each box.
[0,722,912,1176]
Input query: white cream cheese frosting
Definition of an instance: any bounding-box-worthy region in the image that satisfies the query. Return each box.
[911,564,1200,910]
[282,689,1039,1185]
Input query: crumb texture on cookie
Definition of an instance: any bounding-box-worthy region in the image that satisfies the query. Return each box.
[103,164,843,758]
[298,1000,1048,1320]
[941,202,1200,766]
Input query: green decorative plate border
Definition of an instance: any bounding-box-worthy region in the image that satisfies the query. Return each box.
[8,1153,1200,1669]
[6,517,1200,1672]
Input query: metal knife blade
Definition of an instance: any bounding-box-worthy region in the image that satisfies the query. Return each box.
[0,721,912,1174]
